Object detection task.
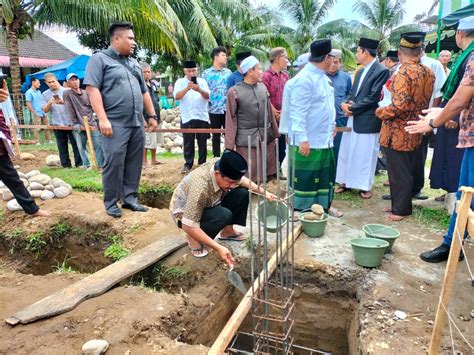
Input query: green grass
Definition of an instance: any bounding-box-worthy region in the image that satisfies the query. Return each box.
[52,257,76,274]
[50,222,71,239]
[333,189,364,207]
[104,235,130,261]
[161,265,189,279]
[40,167,102,192]
[4,228,24,239]
[413,206,451,231]
[25,231,47,256]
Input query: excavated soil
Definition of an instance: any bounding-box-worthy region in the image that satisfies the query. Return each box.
[0,153,472,354]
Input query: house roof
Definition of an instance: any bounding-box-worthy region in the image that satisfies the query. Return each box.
[0,29,76,68]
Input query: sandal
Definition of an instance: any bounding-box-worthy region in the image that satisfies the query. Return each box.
[328,207,343,218]
[335,185,348,193]
[217,232,247,242]
[359,190,372,199]
[190,246,208,258]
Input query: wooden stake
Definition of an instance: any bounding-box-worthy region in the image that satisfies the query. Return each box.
[9,120,21,156]
[428,186,473,354]
[208,225,303,355]
[83,116,98,170]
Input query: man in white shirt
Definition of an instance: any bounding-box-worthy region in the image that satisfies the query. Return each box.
[174,60,210,174]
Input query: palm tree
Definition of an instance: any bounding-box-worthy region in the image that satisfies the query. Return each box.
[278,0,336,53]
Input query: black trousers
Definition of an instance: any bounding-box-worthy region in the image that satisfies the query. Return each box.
[181,119,208,169]
[413,134,430,195]
[386,147,417,216]
[179,187,249,238]
[278,134,286,166]
[53,130,83,168]
[0,154,38,214]
[209,113,225,157]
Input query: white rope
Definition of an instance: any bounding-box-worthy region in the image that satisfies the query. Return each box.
[454,222,473,282]
[441,302,474,350]
[447,307,455,355]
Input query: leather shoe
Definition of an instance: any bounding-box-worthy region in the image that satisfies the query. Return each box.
[413,192,428,200]
[122,203,148,212]
[106,206,122,218]
[420,244,464,263]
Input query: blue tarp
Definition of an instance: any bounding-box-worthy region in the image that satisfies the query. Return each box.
[22,54,90,93]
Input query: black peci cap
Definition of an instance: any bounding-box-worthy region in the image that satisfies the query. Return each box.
[400,32,426,49]
[183,60,197,68]
[217,149,248,180]
[235,52,252,61]
[386,50,398,58]
[359,38,380,50]
[309,39,332,60]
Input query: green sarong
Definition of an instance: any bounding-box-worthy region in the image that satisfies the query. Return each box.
[288,145,335,211]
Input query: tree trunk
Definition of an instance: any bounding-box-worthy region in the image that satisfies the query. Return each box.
[6,25,23,121]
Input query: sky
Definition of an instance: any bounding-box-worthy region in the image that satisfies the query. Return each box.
[42,0,437,55]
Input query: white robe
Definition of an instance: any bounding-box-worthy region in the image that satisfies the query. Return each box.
[335,116,379,191]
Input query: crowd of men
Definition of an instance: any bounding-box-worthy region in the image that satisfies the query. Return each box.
[0,18,472,266]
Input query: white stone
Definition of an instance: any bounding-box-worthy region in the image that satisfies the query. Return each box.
[20,152,35,160]
[0,181,4,188]
[29,174,51,186]
[29,182,44,190]
[170,147,183,155]
[17,172,28,180]
[44,184,55,191]
[165,141,174,150]
[51,177,66,188]
[20,178,29,189]
[173,136,183,145]
[54,186,71,198]
[81,339,109,355]
[445,193,456,215]
[394,310,407,320]
[40,190,55,200]
[2,190,14,201]
[7,199,23,212]
[46,154,61,167]
[64,183,73,193]
[30,190,43,198]
[157,147,167,154]
[26,170,41,178]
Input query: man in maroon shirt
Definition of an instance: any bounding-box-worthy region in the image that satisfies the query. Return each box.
[262,47,290,171]
[0,80,50,217]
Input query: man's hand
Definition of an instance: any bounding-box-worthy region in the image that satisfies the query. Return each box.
[216,245,234,267]
[147,118,158,132]
[341,102,353,116]
[99,118,113,137]
[405,107,442,134]
[265,191,277,202]
[0,80,8,103]
[190,84,201,92]
[445,120,458,129]
[299,141,310,157]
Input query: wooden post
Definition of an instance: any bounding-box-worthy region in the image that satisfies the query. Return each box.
[9,121,21,156]
[83,116,98,169]
[208,225,302,355]
[428,186,473,354]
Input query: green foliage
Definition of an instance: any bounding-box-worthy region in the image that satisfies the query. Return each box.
[0,207,3,222]
[26,231,47,254]
[162,265,189,280]
[139,183,174,195]
[52,257,76,274]
[5,227,23,239]
[413,206,451,231]
[333,190,364,207]
[245,234,254,251]
[50,222,71,239]
[104,235,130,261]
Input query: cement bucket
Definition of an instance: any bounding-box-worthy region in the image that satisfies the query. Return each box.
[350,238,389,268]
[299,212,329,237]
[362,224,400,253]
[255,201,288,233]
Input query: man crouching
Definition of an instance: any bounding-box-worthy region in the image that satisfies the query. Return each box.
[170,149,276,265]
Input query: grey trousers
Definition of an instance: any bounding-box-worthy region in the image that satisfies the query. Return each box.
[101,126,145,211]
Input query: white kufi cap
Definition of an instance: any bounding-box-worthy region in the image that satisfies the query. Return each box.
[458,15,474,30]
[240,56,259,74]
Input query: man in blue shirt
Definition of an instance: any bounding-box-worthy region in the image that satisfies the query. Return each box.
[327,49,352,163]
[287,39,341,216]
[203,47,232,157]
[227,51,251,90]
[25,78,51,143]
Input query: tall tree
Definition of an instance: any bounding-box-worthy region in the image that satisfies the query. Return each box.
[278,0,336,52]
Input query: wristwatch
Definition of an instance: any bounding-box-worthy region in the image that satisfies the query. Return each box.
[148,115,157,120]
[428,118,436,129]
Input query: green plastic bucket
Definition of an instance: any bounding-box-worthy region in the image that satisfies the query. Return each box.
[362,224,400,253]
[350,238,389,268]
[255,201,288,233]
[300,212,329,237]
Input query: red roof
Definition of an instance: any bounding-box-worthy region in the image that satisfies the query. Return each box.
[0,56,64,68]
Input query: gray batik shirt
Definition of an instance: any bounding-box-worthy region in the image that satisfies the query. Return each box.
[84,47,147,127]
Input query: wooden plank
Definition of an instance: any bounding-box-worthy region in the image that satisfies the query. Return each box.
[428,186,473,354]
[9,121,21,156]
[208,225,303,355]
[83,117,98,169]
[5,238,186,326]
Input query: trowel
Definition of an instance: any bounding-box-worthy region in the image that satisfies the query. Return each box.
[228,264,247,294]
